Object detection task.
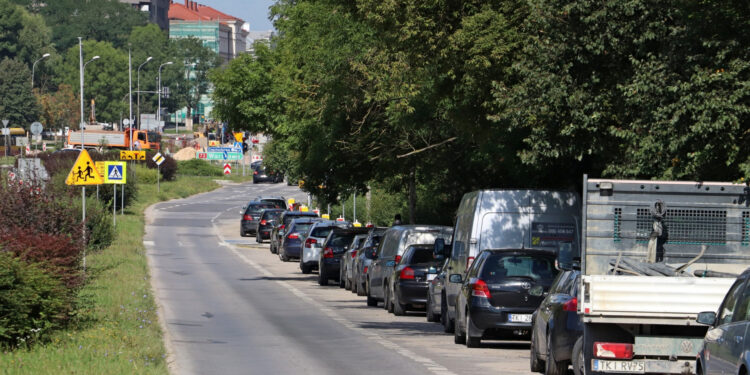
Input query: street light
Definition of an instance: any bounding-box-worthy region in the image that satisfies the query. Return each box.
[157,61,173,134]
[136,56,152,131]
[31,53,50,88]
[82,55,100,128]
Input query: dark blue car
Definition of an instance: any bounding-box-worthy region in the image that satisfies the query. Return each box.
[279,218,318,262]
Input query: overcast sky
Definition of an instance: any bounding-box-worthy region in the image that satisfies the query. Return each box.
[196,0,276,31]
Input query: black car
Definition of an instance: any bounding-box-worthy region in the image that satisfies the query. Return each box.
[256,208,286,243]
[452,249,558,347]
[240,201,282,237]
[387,245,445,316]
[530,269,582,375]
[269,211,319,254]
[252,164,283,183]
[257,196,287,209]
[279,218,319,261]
[317,227,370,286]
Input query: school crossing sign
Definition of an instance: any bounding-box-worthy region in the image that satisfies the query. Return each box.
[104,162,127,184]
[65,149,104,185]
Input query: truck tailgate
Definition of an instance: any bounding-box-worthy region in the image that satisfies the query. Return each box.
[581,275,734,323]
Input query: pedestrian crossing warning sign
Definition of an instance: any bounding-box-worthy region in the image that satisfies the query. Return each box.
[104,162,126,184]
[66,149,104,185]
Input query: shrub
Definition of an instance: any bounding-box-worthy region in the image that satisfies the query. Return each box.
[0,229,83,289]
[177,159,222,177]
[75,197,114,252]
[0,178,82,240]
[145,152,177,181]
[0,252,69,348]
[135,164,158,184]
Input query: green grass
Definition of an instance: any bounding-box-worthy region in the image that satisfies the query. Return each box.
[0,176,221,374]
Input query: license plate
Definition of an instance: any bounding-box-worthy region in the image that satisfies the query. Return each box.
[592,360,645,373]
[508,314,532,323]
[427,274,437,281]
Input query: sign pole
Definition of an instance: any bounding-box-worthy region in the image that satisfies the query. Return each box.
[113,183,116,226]
[121,183,124,215]
[157,164,160,192]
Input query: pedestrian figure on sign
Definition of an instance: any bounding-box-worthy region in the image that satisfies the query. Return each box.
[75,166,83,182]
[393,214,402,226]
[83,161,94,181]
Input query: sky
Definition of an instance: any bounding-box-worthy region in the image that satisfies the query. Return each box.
[196,0,276,31]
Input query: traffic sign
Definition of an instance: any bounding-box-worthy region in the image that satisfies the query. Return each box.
[65,149,103,185]
[233,141,243,151]
[30,122,43,135]
[95,161,106,179]
[120,150,146,160]
[104,162,126,184]
[195,151,242,161]
[2,119,7,127]
[207,147,237,152]
[152,152,165,166]
[223,163,231,175]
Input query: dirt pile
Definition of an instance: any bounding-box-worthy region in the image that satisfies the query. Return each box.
[172,147,197,161]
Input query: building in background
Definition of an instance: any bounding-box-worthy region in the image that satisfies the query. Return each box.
[246,30,274,56]
[119,0,170,31]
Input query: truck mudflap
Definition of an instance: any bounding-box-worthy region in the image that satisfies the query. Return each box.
[591,358,694,374]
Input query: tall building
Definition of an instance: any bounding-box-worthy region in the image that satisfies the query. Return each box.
[168,0,249,62]
[119,0,170,30]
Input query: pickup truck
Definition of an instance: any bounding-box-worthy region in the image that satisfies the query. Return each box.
[574,176,749,374]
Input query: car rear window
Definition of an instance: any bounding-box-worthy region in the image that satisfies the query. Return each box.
[263,210,284,221]
[246,203,278,214]
[329,234,355,247]
[405,247,435,264]
[311,227,334,238]
[480,254,556,283]
[261,199,286,208]
[290,223,313,234]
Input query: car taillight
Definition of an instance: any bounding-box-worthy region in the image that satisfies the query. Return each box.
[280,224,285,230]
[288,233,299,239]
[260,219,267,225]
[466,256,475,268]
[305,238,317,248]
[243,215,253,221]
[594,342,634,359]
[351,251,357,258]
[363,266,368,273]
[394,254,402,263]
[563,297,578,312]
[323,247,333,258]
[399,267,415,280]
[253,171,258,175]
[471,279,491,298]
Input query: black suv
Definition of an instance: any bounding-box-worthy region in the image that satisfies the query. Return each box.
[241,201,283,237]
[317,227,370,286]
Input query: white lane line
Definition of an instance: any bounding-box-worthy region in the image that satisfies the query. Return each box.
[143,240,155,246]
[213,223,458,375]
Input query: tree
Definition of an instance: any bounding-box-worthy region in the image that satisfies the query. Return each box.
[0,58,39,127]
[36,84,78,130]
[172,37,221,124]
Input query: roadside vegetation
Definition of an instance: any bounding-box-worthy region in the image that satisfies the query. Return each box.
[0,150,224,374]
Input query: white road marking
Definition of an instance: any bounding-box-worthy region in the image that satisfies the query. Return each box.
[143,240,155,246]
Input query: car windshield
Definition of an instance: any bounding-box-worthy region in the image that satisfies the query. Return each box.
[406,247,435,264]
[363,247,377,259]
[481,254,556,283]
[147,131,161,142]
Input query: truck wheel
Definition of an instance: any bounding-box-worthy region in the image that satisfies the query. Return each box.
[530,327,544,372]
[571,337,584,375]
[545,333,567,375]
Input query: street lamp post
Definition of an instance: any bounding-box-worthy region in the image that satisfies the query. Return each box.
[77,38,99,272]
[136,56,152,136]
[31,53,50,88]
[157,61,173,134]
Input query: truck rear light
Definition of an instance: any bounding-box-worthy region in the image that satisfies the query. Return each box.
[288,233,299,239]
[399,267,415,280]
[594,342,633,359]
[467,256,475,269]
[243,215,253,221]
[323,247,334,258]
[563,297,578,312]
[394,255,402,263]
[305,238,317,248]
[470,279,491,298]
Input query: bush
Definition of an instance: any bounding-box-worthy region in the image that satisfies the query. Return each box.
[145,152,177,181]
[75,197,114,252]
[177,159,223,177]
[0,252,69,348]
[134,164,159,184]
[0,229,83,289]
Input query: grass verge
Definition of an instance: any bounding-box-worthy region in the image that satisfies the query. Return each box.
[0,176,222,374]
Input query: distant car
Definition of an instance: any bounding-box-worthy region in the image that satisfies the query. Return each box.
[452,249,558,348]
[340,233,369,289]
[279,218,319,262]
[252,164,283,183]
[386,245,445,316]
[530,269,582,375]
[352,228,387,296]
[270,211,319,254]
[317,227,369,286]
[240,202,281,237]
[299,220,349,274]
[256,209,286,243]
[696,268,750,375]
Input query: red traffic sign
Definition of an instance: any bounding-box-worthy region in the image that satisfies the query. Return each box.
[223,163,231,175]
[336,217,345,222]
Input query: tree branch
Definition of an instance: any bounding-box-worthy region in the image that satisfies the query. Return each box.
[396,137,457,158]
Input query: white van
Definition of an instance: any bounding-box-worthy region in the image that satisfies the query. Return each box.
[440,190,580,332]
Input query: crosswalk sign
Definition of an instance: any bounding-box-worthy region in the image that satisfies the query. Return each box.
[104,162,127,184]
[66,149,104,185]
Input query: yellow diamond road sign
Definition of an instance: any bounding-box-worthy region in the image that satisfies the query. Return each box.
[66,149,104,185]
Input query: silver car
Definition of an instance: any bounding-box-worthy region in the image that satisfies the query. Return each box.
[697,268,750,375]
[352,228,387,295]
[340,233,369,289]
[299,220,349,274]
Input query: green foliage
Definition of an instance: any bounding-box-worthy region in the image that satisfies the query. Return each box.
[177,159,222,177]
[0,57,39,126]
[171,37,222,119]
[0,252,69,348]
[79,196,114,251]
[134,164,158,184]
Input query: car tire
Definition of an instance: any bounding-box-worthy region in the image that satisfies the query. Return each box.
[318,266,328,286]
[385,286,394,313]
[257,236,263,244]
[270,243,278,254]
[571,337,584,375]
[441,294,454,333]
[344,274,351,290]
[426,294,438,322]
[366,280,378,307]
[545,332,567,375]
[357,281,367,296]
[465,313,480,348]
[338,274,345,288]
[530,326,545,373]
[454,306,466,345]
[279,251,288,262]
[393,289,406,316]
[240,231,246,237]
[301,263,312,274]
[351,280,357,294]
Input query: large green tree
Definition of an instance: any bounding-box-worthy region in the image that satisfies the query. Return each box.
[171,37,221,123]
[0,58,39,127]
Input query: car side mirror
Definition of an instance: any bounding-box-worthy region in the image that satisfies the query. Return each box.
[529,285,545,297]
[696,311,717,326]
[449,274,462,283]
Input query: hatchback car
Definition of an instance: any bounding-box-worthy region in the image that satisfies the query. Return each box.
[300,220,349,274]
[530,269,582,375]
[696,268,750,375]
[256,196,287,210]
[240,201,282,237]
[386,245,445,316]
[318,227,369,286]
[351,228,387,295]
[270,211,319,254]
[279,218,319,261]
[252,164,283,183]
[340,233,369,289]
[452,249,558,347]
[256,208,285,243]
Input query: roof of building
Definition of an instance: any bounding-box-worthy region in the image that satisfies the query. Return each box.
[169,0,242,22]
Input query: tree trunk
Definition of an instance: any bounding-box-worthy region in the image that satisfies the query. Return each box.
[408,167,416,224]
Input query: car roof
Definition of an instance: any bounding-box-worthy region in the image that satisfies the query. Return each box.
[331,227,371,236]
[482,249,556,257]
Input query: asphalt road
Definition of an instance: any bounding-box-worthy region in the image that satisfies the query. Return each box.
[145,181,537,375]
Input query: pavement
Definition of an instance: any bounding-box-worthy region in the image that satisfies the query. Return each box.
[145,181,541,375]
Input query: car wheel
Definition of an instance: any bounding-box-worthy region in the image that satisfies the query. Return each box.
[257,236,263,244]
[426,294,437,322]
[301,263,312,274]
[318,266,328,286]
[351,280,357,294]
[270,243,278,254]
[441,293,454,333]
[279,250,288,262]
[530,325,544,373]
[453,306,466,345]
[357,281,367,296]
[240,231,246,237]
[571,337,584,375]
[385,286,394,313]
[366,280,378,307]
[545,332,567,375]
[465,313,480,348]
[393,288,406,316]
[344,273,351,290]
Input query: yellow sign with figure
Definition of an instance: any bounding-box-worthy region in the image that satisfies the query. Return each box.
[66,149,103,185]
[120,150,146,160]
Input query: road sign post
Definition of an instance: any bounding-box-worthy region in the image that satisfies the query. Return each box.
[153,152,165,192]
[223,163,231,175]
[30,122,42,157]
[65,149,103,273]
